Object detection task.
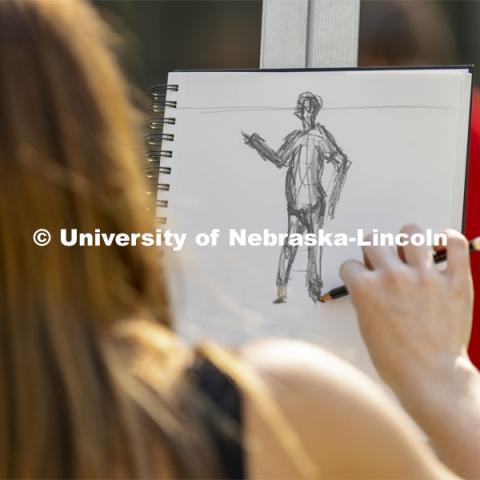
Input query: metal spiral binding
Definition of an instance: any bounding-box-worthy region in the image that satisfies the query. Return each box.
[145,84,178,223]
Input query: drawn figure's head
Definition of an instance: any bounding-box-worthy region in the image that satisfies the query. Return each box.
[295,92,323,122]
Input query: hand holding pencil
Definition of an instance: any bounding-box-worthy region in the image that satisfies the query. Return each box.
[335,225,480,477]
[320,234,480,303]
[335,224,474,402]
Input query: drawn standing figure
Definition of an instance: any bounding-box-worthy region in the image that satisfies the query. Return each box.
[242,92,351,303]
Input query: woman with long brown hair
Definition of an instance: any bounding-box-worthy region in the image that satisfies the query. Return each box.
[1,0,479,478]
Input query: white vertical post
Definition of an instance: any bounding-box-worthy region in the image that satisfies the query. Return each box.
[307,0,360,67]
[260,0,360,69]
[260,0,310,68]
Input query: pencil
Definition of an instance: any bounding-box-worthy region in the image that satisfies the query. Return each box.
[319,236,480,303]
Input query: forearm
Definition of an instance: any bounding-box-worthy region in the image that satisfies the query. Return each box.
[248,135,284,168]
[394,357,480,479]
[255,146,284,168]
[340,227,477,479]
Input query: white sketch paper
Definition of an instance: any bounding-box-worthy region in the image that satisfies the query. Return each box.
[160,69,471,379]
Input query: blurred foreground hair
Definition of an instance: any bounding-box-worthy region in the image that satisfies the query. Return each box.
[0,0,220,477]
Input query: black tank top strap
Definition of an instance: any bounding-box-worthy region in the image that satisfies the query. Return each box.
[186,354,245,479]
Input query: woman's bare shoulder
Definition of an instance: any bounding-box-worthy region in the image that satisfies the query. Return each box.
[240,338,453,479]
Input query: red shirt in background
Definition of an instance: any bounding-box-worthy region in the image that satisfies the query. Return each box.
[466,88,480,367]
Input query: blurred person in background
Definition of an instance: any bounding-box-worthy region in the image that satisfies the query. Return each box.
[1,0,480,478]
[359,1,455,66]
[359,0,480,368]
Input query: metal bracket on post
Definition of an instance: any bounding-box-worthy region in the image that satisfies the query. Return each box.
[260,0,360,69]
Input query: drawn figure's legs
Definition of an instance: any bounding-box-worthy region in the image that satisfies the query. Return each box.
[304,200,326,302]
[274,213,306,304]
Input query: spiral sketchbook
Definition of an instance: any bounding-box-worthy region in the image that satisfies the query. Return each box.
[149,67,472,377]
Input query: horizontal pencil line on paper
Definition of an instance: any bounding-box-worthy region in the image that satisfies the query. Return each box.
[175,105,458,115]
